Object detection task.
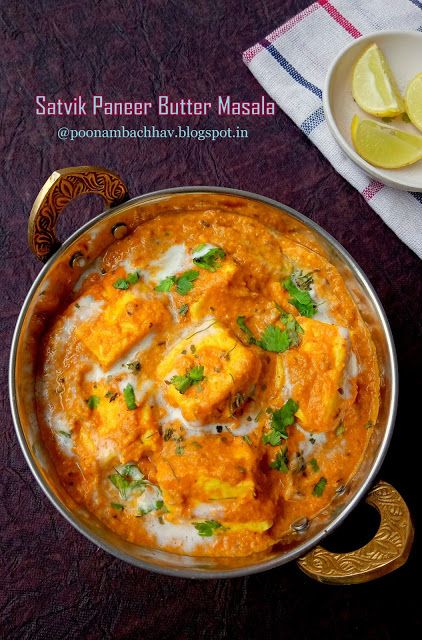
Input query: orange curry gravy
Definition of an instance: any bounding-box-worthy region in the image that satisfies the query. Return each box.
[37,210,379,557]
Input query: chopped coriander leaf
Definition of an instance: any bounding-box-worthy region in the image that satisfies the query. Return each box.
[310,458,319,472]
[270,447,289,473]
[272,399,299,432]
[126,360,141,373]
[262,430,283,446]
[193,246,226,272]
[179,303,189,316]
[126,271,140,285]
[335,421,345,436]
[137,499,166,517]
[175,443,185,455]
[155,275,176,292]
[111,502,124,511]
[105,390,118,402]
[242,434,252,446]
[313,477,327,497]
[86,395,100,409]
[236,316,257,344]
[58,430,71,438]
[283,275,318,318]
[112,272,140,290]
[137,505,156,517]
[123,384,137,410]
[263,399,298,445]
[113,277,130,290]
[108,463,146,500]
[237,313,302,353]
[258,325,290,353]
[170,365,205,394]
[277,307,304,347]
[193,520,225,537]
[175,270,199,295]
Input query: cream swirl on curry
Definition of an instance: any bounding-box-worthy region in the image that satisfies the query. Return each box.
[36,210,379,557]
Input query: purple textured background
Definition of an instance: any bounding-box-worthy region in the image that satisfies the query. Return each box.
[1,0,420,638]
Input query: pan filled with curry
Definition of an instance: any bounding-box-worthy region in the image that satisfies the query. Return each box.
[9,167,413,581]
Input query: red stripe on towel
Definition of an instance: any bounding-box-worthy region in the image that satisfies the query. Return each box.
[318,0,362,38]
[266,3,320,43]
[362,180,384,201]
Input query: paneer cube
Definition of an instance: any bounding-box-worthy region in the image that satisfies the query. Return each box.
[78,380,160,465]
[283,318,349,431]
[75,285,168,370]
[155,433,273,528]
[156,321,261,423]
[189,261,237,322]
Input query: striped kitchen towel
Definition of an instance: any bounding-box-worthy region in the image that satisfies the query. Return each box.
[243,0,422,259]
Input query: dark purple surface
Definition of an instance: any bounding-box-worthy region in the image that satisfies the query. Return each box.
[0,0,420,638]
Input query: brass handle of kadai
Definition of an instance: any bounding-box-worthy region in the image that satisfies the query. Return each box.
[297,481,414,584]
[28,166,129,262]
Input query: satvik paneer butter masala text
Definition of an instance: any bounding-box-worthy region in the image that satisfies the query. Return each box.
[37,209,379,557]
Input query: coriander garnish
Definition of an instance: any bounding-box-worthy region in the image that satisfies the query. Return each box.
[259,325,290,352]
[179,303,189,316]
[123,384,137,410]
[309,458,319,472]
[236,316,257,345]
[113,271,140,290]
[108,463,147,500]
[193,520,226,537]
[105,390,118,402]
[192,245,226,272]
[270,446,289,473]
[170,365,205,394]
[155,275,176,292]
[155,270,199,296]
[236,315,302,354]
[312,477,327,497]
[86,395,100,409]
[276,305,304,347]
[262,399,298,446]
[283,273,318,318]
[111,502,124,511]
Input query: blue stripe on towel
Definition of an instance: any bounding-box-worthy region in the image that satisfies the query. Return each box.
[262,40,323,99]
[411,192,422,205]
[409,0,422,10]
[301,106,325,135]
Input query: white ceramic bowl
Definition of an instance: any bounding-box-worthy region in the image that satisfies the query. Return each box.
[323,30,422,192]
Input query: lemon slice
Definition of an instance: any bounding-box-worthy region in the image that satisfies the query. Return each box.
[352,44,405,117]
[405,72,422,133]
[351,115,422,168]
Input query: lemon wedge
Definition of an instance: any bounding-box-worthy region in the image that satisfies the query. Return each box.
[405,72,422,133]
[352,44,405,117]
[351,115,422,168]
